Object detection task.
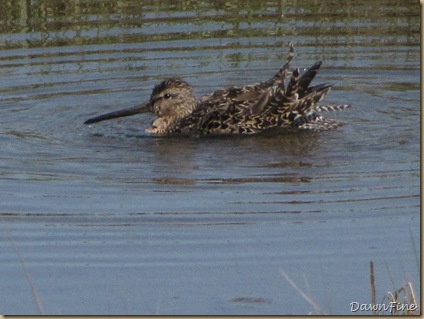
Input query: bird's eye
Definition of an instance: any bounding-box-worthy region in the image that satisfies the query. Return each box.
[163,93,172,99]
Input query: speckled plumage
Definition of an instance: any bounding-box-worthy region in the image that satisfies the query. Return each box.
[84,44,350,136]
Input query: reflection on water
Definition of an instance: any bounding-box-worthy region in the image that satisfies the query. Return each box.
[0,0,420,315]
[0,0,419,50]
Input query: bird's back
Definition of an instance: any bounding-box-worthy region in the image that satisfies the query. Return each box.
[176,44,349,135]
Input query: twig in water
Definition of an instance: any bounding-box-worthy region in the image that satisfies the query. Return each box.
[279,268,325,315]
[7,226,45,315]
[370,261,377,315]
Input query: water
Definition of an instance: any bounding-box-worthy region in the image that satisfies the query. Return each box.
[0,0,420,315]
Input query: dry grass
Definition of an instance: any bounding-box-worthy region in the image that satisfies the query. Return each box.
[280,261,420,315]
[370,261,420,315]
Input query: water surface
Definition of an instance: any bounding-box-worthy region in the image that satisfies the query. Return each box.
[0,0,420,315]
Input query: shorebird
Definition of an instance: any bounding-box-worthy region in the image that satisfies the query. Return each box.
[84,44,350,136]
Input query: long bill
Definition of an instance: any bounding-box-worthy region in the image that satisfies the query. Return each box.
[84,101,151,125]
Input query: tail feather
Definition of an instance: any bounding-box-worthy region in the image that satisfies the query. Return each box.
[305,82,332,95]
[273,43,295,78]
[262,43,295,89]
[315,104,351,112]
[295,114,346,131]
[285,67,300,99]
[277,42,295,77]
[287,85,331,115]
[263,43,350,131]
[297,61,322,97]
